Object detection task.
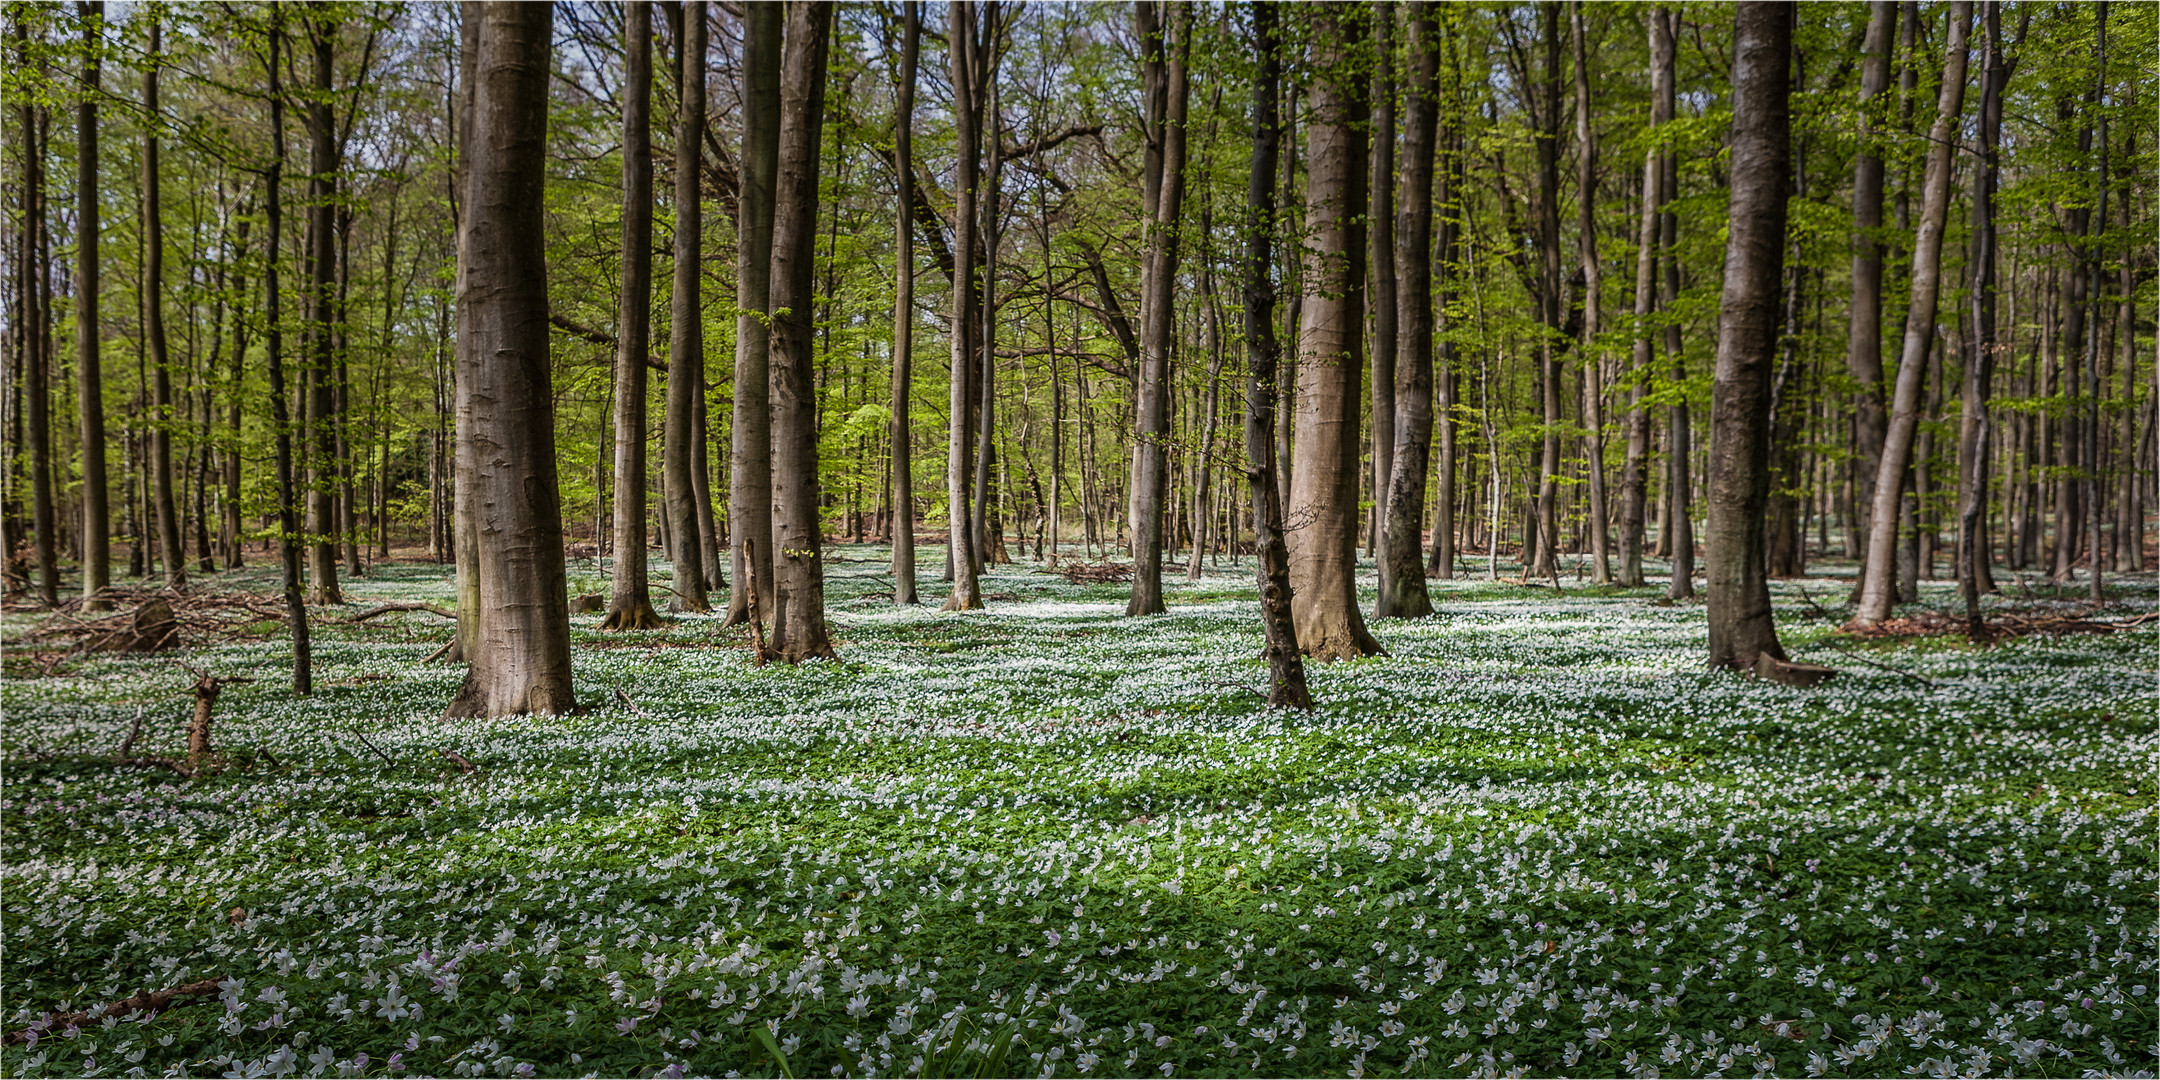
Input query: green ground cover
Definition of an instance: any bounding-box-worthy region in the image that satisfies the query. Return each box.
[2,549,2153,1079]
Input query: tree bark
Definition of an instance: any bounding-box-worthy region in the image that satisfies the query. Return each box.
[887,1,920,606]
[600,0,663,631]
[18,23,58,606]
[1288,2,1382,662]
[1705,2,1793,672]
[1126,1,1191,617]
[1617,10,1663,589]
[1240,3,1310,709]
[942,0,984,611]
[725,0,781,627]
[1366,1,1396,562]
[304,21,341,605]
[445,1,573,717]
[1852,1,1970,627]
[141,21,184,590]
[1846,1,1897,565]
[1656,9,1691,599]
[263,11,312,694]
[1376,1,1436,618]
[1569,1,1611,585]
[664,0,711,612]
[1959,1,2017,638]
[766,0,835,662]
[1529,2,1564,581]
[76,1,109,610]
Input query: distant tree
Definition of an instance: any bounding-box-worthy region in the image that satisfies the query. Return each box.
[600,0,662,631]
[75,0,109,611]
[142,19,184,589]
[886,0,921,607]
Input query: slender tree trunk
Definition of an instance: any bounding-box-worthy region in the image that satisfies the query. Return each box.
[601,1,662,630]
[141,21,184,590]
[2081,9,2110,601]
[1186,217,1224,583]
[264,12,311,694]
[1705,2,1793,672]
[725,2,781,626]
[1530,2,1564,580]
[1367,1,1396,561]
[1847,1,1896,571]
[1241,3,1309,709]
[303,21,341,605]
[1288,2,1382,662]
[1430,108,1464,580]
[1126,1,1191,617]
[1959,1,2018,637]
[224,212,249,570]
[1618,12,1663,588]
[664,1,710,612]
[1376,1,1437,617]
[887,1,920,605]
[445,1,572,717]
[1853,1,1971,626]
[76,0,109,610]
[943,0,984,611]
[18,29,59,605]
[767,0,835,663]
[972,69,1003,567]
[1569,1,1611,585]
[1656,10,1692,599]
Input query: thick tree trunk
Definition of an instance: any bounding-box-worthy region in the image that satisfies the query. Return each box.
[263,12,312,694]
[766,0,836,663]
[1288,2,1382,663]
[1240,4,1309,709]
[445,1,573,717]
[142,22,184,590]
[664,1,710,612]
[304,22,341,606]
[887,1,920,606]
[1852,1,1970,627]
[1569,1,1611,585]
[1126,1,1190,617]
[725,0,781,627]
[600,1,662,631]
[76,1,110,610]
[942,1,984,611]
[1704,2,1793,672]
[1376,1,1436,618]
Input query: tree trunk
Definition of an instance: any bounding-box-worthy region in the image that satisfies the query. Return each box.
[76,1,110,610]
[1852,1,1970,627]
[600,0,662,631]
[224,212,249,571]
[766,0,836,662]
[1126,1,1191,617]
[1569,1,1612,585]
[1376,1,1436,617]
[1705,2,1793,672]
[1618,10,1664,589]
[445,1,573,717]
[725,0,781,627]
[1654,10,1692,599]
[971,69,1003,568]
[18,27,59,606]
[1240,3,1310,710]
[141,21,185,590]
[263,11,312,694]
[887,1,920,605]
[1959,3,2018,637]
[664,1,710,612]
[942,0,984,611]
[1288,2,1382,663]
[304,21,341,606]
[1366,1,1396,562]
[1846,0,1897,571]
[1529,1,1564,581]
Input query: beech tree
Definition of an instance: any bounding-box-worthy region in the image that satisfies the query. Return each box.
[1124,0,1191,618]
[886,0,920,607]
[75,0,108,610]
[1705,1,1793,673]
[445,0,572,718]
[663,0,711,614]
[599,0,661,631]
[1375,1,1436,619]
[726,0,780,629]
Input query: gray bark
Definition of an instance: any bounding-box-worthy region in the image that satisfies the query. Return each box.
[1376,1,1436,617]
[726,1,781,627]
[664,1,710,612]
[887,1,920,605]
[601,0,663,631]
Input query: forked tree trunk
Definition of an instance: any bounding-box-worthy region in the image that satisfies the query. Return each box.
[726,0,781,627]
[1853,1,1970,627]
[142,21,184,590]
[942,0,984,611]
[887,1,920,606]
[664,1,710,612]
[1126,0,1190,617]
[1288,2,1382,663]
[1376,1,1437,618]
[445,1,573,717]
[1240,4,1310,709]
[766,0,836,662]
[1704,2,1793,672]
[76,0,110,610]
[600,0,662,631]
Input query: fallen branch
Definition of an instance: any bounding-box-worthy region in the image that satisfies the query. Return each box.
[348,601,455,622]
[3,978,225,1045]
[113,755,194,777]
[614,687,645,715]
[114,706,146,757]
[436,748,477,774]
[353,731,396,768]
[1804,639,1938,689]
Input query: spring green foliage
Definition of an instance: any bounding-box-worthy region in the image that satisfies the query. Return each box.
[2,552,2152,1078]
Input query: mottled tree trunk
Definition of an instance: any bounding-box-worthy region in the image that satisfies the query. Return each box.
[766,1,835,663]
[1656,9,1691,599]
[1705,2,1793,672]
[601,0,662,631]
[445,1,573,717]
[264,11,312,693]
[1959,1,2018,637]
[1288,2,1382,662]
[1529,2,1564,581]
[1376,1,1436,617]
[1366,1,1396,563]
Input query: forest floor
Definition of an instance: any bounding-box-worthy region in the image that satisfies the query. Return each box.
[2,548,2154,1079]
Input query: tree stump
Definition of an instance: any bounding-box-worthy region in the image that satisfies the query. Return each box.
[187,675,221,770]
[1755,653,1835,688]
[97,598,180,652]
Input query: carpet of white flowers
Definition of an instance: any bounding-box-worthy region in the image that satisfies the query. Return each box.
[2,548,2153,1079]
